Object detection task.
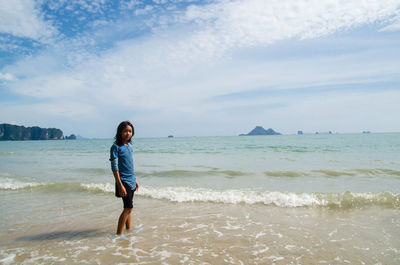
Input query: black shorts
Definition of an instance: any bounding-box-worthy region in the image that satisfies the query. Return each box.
[115,181,135,209]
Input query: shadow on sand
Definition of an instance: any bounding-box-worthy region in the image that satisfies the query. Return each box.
[16,229,105,241]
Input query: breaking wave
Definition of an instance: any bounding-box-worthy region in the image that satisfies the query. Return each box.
[135,186,400,209]
[0,178,46,190]
[3,179,398,209]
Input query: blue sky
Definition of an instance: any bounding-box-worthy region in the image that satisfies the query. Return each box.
[1,0,400,138]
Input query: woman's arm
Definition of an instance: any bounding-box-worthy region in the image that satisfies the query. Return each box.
[110,144,127,196]
[113,170,127,197]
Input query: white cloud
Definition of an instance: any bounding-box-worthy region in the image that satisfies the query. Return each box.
[0,72,15,81]
[2,0,400,136]
[120,0,142,10]
[44,0,108,14]
[379,16,400,31]
[5,38,398,132]
[135,5,154,15]
[179,0,400,59]
[0,0,57,41]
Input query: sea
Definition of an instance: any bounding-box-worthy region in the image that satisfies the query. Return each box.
[0,133,399,264]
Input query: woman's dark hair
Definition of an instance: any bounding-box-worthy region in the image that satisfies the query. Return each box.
[114,121,134,146]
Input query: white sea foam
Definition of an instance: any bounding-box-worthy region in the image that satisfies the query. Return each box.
[2,179,398,208]
[252,247,270,255]
[79,183,400,208]
[0,178,45,190]
[0,253,16,264]
[138,186,326,207]
[80,183,114,193]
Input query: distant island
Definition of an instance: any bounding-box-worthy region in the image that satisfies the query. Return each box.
[65,134,77,140]
[0,123,76,141]
[240,126,281,136]
[315,131,333,134]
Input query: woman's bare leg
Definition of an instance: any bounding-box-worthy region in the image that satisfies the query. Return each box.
[126,211,132,230]
[117,208,132,235]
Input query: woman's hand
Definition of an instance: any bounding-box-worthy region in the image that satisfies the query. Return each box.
[119,185,127,197]
[135,181,139,191]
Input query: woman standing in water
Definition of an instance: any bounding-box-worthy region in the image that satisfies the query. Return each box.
[109,121,139,236]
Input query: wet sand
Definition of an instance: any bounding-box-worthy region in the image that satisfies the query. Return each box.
[1,191,399,264]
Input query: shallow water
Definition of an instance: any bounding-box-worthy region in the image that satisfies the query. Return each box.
[1,134,400,263]
[1,192,399,264]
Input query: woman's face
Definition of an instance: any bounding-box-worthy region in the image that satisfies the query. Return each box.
[121,125,133,143]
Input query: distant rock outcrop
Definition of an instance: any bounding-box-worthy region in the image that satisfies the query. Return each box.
[315,131,333,135]
[65,134,77,140]
[0,123,63,141]
[240,126,281,136]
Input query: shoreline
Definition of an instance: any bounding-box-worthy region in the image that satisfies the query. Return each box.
[1,192,399,264]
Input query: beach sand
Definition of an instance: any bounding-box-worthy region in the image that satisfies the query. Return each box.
[1,191,399,264]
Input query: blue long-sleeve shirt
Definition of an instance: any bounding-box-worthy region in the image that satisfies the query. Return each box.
[110,142,136,190]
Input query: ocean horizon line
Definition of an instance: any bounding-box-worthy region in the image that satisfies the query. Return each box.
[1,131,400,141]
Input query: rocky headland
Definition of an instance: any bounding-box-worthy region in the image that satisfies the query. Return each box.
[0,123,64,141]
